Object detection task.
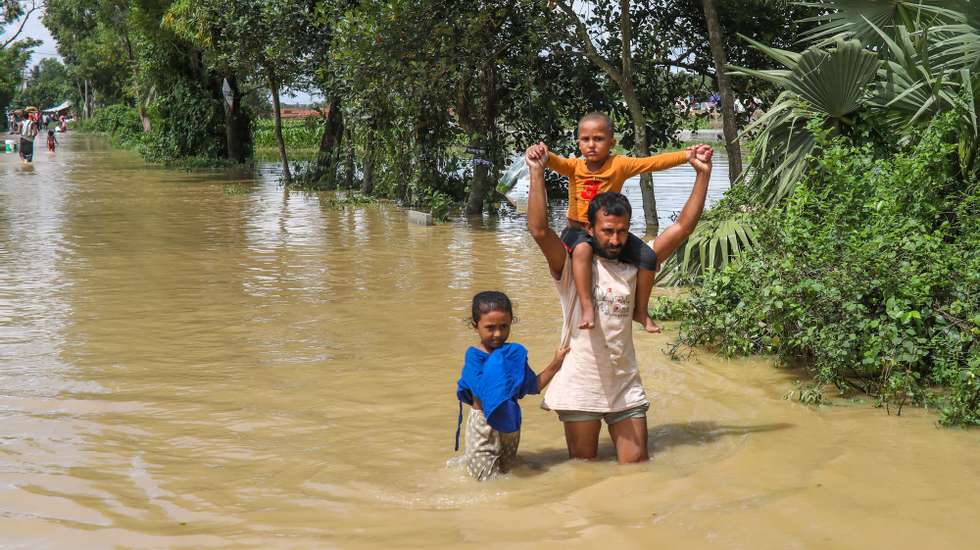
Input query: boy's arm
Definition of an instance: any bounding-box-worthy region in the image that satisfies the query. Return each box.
[526,142,567,280]
[651,145,713,262]
[536,346,570,390]
[623,150,689,177]
[546,152,577,177]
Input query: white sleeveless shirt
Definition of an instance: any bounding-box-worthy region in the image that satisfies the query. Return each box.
[542,254,648,412]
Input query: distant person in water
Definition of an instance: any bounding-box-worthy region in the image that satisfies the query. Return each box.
[455,291,569,480]
[47,129,58,152]
[525,141,713,464]
[529,112,701,334]
[19,116,37,164]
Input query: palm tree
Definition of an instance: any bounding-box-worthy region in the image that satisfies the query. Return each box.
[658,0,978,284]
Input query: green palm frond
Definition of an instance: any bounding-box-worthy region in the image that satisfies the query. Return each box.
[656,215,758,286]
[731,37,878,204]
[797,1,952,46]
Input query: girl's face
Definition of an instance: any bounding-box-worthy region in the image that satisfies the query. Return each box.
[474,310,512,352]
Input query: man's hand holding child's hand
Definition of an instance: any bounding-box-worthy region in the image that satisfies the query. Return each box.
[686,143,713,174]
[525,142,550,171]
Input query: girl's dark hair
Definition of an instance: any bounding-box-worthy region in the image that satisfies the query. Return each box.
[471,291,514,325]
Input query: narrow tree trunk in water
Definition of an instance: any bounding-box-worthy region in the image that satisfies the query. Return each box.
[267,67,292,185]
[361,147,374,195]
[223,75,250,163]
[703,0,743,182]
[344,127,355,189]
[312,96,343,186]
[464,65,499,216]
[466,147,491,216]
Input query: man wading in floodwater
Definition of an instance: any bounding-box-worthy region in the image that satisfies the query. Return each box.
[524,141,713,463]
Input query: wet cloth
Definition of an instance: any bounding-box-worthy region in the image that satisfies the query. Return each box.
[455,343,537,451]
[464,408,521,481]
[546,151,687,223]
[542,253,649,413]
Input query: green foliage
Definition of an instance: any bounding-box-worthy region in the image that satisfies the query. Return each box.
[14,58,74,110]
[664,0,979,283]
[648,295,691,322]
[76,103,143,148]
[140,79,224,163]
[668,114,979,425]
[253,118,323,151]
[0,38,36,119]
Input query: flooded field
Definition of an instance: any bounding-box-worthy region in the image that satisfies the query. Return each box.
[1,134,978,548]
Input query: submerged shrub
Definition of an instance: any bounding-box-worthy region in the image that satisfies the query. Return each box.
[665,114,979,425]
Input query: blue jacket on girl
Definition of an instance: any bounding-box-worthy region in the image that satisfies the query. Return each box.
[455,342,539,450]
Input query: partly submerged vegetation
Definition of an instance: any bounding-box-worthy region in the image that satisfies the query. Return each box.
[653,1,979,425]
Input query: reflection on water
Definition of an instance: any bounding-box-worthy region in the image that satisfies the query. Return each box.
[1,135,979,548]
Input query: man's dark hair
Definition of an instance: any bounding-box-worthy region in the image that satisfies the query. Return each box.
[587,192,632,224]
[470,290,514,326]
[578,112,613,135]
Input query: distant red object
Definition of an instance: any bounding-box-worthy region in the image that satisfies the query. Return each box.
[279,108,317,119]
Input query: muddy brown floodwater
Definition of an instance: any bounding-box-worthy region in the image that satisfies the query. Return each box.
[1,134,979,549]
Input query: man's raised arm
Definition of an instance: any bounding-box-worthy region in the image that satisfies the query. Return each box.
[525,142,567,279]
[652,145,713,263]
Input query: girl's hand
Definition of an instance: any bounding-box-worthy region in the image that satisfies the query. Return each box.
[550,346,571,369]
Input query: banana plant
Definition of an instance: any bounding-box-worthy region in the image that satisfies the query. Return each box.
[658,0,978,284]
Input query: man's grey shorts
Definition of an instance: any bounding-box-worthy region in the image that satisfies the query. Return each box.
[556,403,650,425]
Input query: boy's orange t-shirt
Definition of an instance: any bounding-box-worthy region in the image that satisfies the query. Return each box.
[546,151,688,223]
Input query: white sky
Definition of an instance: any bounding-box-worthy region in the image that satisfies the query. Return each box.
[2,7,320,105]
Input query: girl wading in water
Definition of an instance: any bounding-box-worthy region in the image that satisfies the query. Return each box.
[455,291,569,480]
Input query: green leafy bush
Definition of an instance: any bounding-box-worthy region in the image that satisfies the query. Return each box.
[253,117,323,151]
[665,114,979,425]
[140,80,224,163]
[77,104,143,148]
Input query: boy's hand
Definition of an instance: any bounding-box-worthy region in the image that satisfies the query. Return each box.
[525,141,549,171]
[688,143,713,174]
[549,346,571,369]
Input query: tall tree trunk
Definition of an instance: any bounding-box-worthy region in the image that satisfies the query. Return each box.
[620,0,659,236]
[83,79,90,119]
[466,145,491,216]
[556,0,660,235]
[311,96,343,186]
[138,103,151,133]
[267,66,292,184]
[464,66,499,216]
[361,144,375,195]
[627,104,659,237]
[344,127,355,189]
[703,0,743,182]
[222,75,250,163]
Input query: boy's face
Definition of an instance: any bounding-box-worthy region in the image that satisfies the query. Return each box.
[577,120,615,164]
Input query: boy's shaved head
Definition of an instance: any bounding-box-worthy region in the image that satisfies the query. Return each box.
[578,112,613,135]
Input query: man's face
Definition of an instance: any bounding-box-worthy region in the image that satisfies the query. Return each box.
[588,210,630,259]
[577,120,614,164]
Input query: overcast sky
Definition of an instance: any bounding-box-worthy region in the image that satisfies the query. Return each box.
[2,7,319,104]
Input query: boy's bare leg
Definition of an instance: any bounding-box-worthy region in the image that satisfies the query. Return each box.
[572,241,596,329]
[563,420,601,459]
[632,268,661,333]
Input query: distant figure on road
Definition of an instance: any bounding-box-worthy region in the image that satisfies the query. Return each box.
[19,116,38,163]
[47,129,58,152]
